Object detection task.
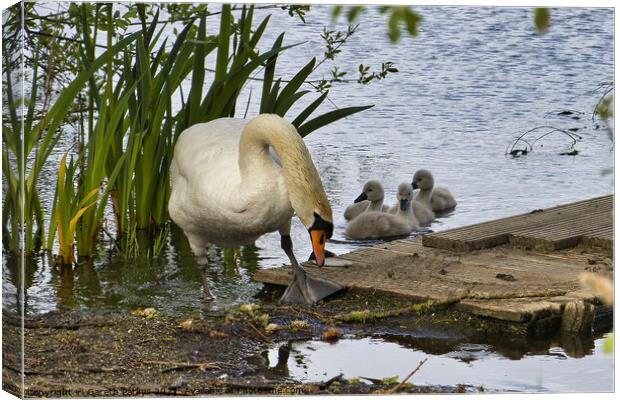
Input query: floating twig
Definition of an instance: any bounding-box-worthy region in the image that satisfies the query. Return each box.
[319,373,344,390]
[285,305,331,321]
[246,321,272,343]
[388,358,428,394]
[506,125,582,156]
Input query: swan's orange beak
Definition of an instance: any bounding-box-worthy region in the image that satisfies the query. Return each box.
[310,230,327,267]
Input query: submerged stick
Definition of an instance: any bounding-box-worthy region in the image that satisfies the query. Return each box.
[319,373,344,390]
[388,358,427,394]
[246,321,272,343]
[506,125,582,155]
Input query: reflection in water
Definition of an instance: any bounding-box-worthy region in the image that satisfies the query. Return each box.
[56,265,76,309]
[2,224,263,316]
[263,335,613,392]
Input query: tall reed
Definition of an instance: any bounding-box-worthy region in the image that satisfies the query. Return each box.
[2,4,137,255]
[4,3,374,261]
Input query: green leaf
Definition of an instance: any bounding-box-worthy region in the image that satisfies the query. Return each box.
[347,6,364,23]
[534,8,550,34]
[403,9,422,36]
[215,4,231,81]
[292,91,328,128]
[260,33,284,113]
[331,5,342,20]
[275,57,315,109]
[382,376,400,385]
[188,13,207,126]
[388,11,402,43]
[604,333,614,354]
[275,90,310,117]
[297,104,374,137]
[249,15,270,48]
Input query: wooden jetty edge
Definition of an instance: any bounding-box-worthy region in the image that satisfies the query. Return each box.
[254,195,613,334]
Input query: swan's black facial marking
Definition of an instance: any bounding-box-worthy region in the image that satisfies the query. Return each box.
[354,192,368,203]
[400,198,410,212]
[412,182,418,190]
[309,212,334,239]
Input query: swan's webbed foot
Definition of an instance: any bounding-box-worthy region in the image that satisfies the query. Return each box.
[279,234,342,305]
[279,264,342,305]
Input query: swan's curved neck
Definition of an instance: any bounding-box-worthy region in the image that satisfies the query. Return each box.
[368,199,384,211]
[238,115,331,226]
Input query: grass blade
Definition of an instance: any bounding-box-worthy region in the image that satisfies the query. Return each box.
[297,104,374,137]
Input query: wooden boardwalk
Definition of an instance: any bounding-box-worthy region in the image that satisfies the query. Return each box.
[254,195,613,331]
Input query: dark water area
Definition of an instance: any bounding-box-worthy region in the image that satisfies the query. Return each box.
[2,4,614,393]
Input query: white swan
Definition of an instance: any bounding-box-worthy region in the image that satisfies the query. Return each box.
[412,169,457,212]
[169,114,342,305]
[345,183,420,240]
[343,180,390,220]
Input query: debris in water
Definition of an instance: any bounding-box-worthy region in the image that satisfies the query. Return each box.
[179,318,194,330]
[224,314,236,324]
[265,323,281,334]
[290,320,310,330]
[559,149,579,156]
[509,149,528,157]
[208,329,228,339]
[257,313,270,326]
[132,308,157,319]
[388,358,428,393]
[321,326,342,342]
[382,376,400,385]
[239,303,260,314]
[496,273,516,282]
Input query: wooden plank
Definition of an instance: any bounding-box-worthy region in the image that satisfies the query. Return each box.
[426,195,611,241]
[423,195,612,251]
[456,298,562,322]
[424,196,611,242]
[253,196,612,325]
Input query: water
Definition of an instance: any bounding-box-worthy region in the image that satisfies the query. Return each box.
[264,335,614,392]
[2,4,614,393]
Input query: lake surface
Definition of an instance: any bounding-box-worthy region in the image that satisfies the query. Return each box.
[264,335,613,392]
[2,4,614,393]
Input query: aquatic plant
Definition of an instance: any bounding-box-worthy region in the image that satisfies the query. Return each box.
[49,152,99,265]
[3,3,377,261]
[2,3,137,256]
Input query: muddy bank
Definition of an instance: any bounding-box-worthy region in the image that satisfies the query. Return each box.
[3,288,610,397]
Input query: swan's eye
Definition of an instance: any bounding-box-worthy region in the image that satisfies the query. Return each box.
[368,189,373,192]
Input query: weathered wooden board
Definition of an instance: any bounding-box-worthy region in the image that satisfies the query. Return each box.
[253,196,613,329]
[422,195,612,251]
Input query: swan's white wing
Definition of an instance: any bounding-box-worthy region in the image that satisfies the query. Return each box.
[169,118,291,247]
